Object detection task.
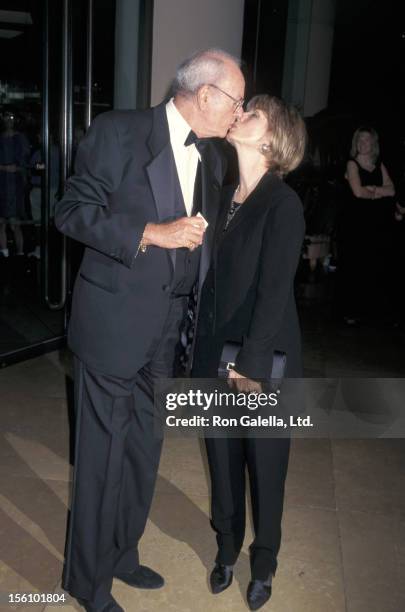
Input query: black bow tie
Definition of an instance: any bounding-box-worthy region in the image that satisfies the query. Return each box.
[184,130,209,153]
[184,130,198,146]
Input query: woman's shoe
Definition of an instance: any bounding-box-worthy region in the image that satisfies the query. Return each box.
[246,579,272,610]
[209,563,233,594]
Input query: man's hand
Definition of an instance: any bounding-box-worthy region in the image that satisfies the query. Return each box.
[227,368,262,393]
[142,216,206,250]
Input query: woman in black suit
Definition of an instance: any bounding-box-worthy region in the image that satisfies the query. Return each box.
[193,95,306,610]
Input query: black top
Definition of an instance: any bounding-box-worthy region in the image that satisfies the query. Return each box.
[349,157,383,187]
[341,157,395,236]
[193,172,305,379]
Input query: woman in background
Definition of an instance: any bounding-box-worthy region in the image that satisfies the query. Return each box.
[193,95,306,610]
[0,111,30,258]
[338,126,395,324]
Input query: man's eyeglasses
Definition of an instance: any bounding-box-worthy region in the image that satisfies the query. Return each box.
[208,84,244,112]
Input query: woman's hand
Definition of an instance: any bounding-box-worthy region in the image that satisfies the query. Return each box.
[365,185,381,199]
[227,368,262,393]
[395,201,405,221]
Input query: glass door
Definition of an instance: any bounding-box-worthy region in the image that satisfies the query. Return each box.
[0,0,117,367]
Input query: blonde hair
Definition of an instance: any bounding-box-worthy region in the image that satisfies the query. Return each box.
[350,126,379,162]
[247,95,307,177]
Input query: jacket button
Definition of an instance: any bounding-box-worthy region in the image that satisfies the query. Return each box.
[210,287,214,294]
[162,284,170,293]
[208,312,214,319]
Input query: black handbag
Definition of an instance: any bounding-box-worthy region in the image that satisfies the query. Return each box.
[218,341,287,381]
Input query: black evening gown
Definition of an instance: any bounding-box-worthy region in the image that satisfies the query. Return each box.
[337,159,395,318]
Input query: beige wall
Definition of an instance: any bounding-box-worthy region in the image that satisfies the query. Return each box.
[151,0,245,106]
[282,0,335,117]
[303,0,335,117]
[114,0,140,109]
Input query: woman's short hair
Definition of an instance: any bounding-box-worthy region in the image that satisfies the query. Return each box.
[350,126,380,162]
[172,48,240,96]
[247,95,307,177]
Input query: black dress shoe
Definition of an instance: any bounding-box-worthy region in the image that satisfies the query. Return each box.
[246,580,272,610]
[209,563,233,594]
[78,595,124,612]
[114,565,164,589]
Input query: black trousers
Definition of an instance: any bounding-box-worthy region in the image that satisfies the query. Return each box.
[205,436,290,580]
[63,297,186,602]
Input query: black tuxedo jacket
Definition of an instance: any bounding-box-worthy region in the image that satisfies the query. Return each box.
[193,172,305,379]
[55,103,226,378]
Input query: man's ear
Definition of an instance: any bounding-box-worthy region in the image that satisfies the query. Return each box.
[196,85,210,111]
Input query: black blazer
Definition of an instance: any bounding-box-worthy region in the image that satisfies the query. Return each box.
[55,103,226,378]
[193,172,305,379]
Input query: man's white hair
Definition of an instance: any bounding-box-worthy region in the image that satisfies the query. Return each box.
[173,48,241,96]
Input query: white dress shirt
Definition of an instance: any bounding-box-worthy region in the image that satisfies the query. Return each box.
[166,98,200,216]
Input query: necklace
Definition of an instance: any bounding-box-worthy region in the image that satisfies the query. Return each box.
[234,172,267,203]
[225,173,266,232]
[224,200,242,231]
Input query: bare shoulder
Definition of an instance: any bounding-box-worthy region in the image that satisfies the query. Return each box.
[346,159,359,173]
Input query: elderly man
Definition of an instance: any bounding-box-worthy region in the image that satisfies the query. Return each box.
[55,49,245,612]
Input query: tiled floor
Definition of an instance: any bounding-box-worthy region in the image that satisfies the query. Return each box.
[1,305,404,612]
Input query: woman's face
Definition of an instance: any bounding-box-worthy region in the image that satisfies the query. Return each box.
[356,131,374,156]
[226,107,269,147]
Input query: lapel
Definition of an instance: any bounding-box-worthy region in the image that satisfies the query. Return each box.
[190,143,225,372]
[216,184,236,236]
[219,171,278,240]
[146,103,178,268]
[145,105,225,285]
[146,103,177,222]
[198,141,224,290]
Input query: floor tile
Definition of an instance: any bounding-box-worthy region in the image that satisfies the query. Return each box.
[332,439,404,517]
[285,439,336,510]
[338,510,401,612]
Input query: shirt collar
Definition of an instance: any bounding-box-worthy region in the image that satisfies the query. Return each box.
[165,97,193,149]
